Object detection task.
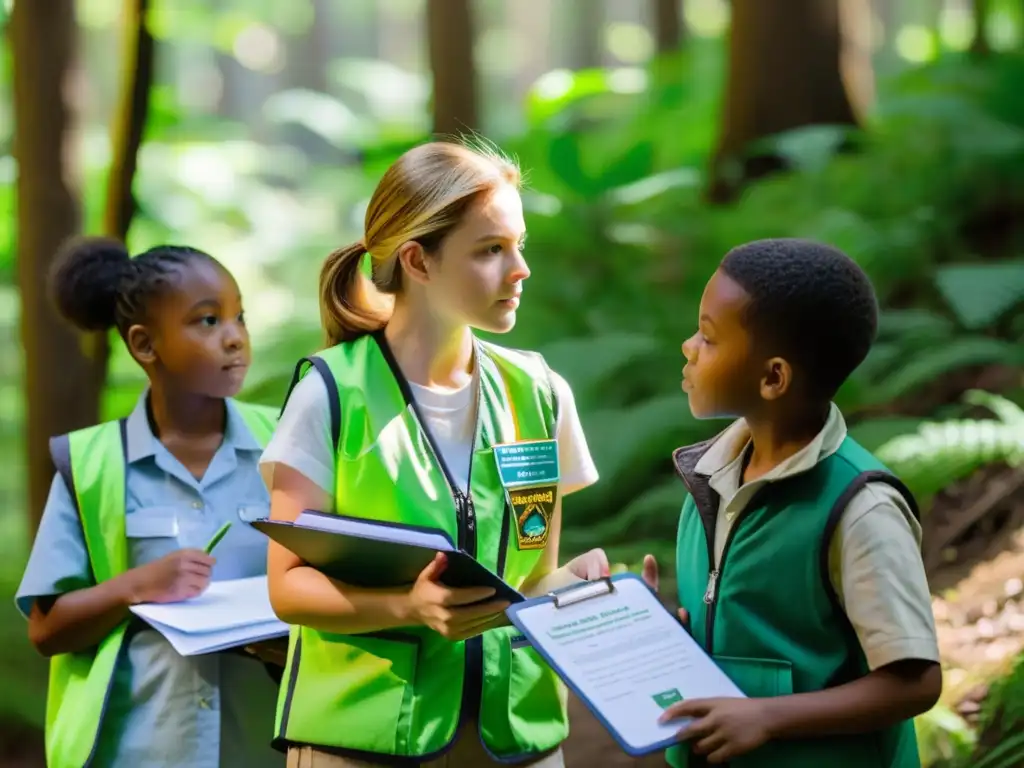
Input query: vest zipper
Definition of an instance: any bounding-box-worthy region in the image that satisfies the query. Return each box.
[703,504,758,654]
[676,470,722,652]
[372,331,485,746]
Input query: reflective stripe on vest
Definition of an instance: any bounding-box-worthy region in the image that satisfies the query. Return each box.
[273,332,569,762]
[43,400,277,768]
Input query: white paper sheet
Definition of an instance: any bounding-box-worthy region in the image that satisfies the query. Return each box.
[142,618,289,656]
[509,576,745,755]
[129,575,289,656]
[294,512,454,551]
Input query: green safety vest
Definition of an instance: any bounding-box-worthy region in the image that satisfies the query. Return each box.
[272,331,569,763]
[43,400,279,768]
[668,435,922,768]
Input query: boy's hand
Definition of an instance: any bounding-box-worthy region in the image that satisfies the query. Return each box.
[659,697,772,763]
[641,554,658,591]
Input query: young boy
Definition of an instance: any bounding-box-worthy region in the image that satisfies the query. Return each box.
[660,239,941,767]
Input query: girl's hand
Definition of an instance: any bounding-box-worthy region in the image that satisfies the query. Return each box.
[408,553,510,641]
[126,548,215,604]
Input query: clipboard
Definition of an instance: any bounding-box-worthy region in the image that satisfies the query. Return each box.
[505,573,744,757]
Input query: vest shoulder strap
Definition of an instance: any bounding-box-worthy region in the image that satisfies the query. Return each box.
[233,400,280,447]
[49,420,129,583]
[281,353,341,452]
[477,341,559,436]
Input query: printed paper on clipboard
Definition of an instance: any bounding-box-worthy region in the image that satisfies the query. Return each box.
[504,573,746,757]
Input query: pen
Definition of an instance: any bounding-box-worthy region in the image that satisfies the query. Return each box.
[204,521,232,554]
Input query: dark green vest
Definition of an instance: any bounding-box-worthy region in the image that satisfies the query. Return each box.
[668,435,922,768]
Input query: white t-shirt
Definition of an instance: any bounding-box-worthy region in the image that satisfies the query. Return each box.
[259,363,599,506]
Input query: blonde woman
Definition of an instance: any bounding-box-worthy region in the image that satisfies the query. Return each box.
[261,141,653,767]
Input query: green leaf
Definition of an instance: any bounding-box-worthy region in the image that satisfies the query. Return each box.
[562,480,685,550]
[965,390,1024,427]
[869,338,1024,405]
[539,333,661,404]
[599,141,656,191]
[548,133,597,199]
[848,417,927,453]
[876,418,1024,500]
[583,395,700,491]
[876,308,956,341]
[935,261,1024,331]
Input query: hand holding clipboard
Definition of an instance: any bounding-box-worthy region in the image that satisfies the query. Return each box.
[505,573,745,757]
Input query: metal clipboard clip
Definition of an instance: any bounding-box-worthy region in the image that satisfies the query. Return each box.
[547,576,615,609]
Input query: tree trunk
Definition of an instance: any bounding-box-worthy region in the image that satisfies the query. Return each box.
[560,0,605,69]
[11,0,105,531]
[970,0,991,56]
[105,0,154,239]
[426,0,478,138]
[707,0,865,203]
[654,0,684,53]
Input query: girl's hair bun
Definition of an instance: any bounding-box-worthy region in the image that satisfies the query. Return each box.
[49,236,132,331]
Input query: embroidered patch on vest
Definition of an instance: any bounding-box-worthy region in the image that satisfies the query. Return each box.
[493,439,560,551]
[509,484,557,550]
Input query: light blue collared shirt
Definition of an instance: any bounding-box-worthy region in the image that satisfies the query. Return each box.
[16,391,284,768]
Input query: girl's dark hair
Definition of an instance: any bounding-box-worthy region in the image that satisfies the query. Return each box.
[49,236,215,336]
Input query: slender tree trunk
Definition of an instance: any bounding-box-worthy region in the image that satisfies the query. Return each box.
[426,0,478,137]
[11,0,104,531]
[105,0,154,239]
[562,0,605,68]
[507,0,553,103]
[707,0,865,203]
[970,0,991,55]
[654,0,684,53]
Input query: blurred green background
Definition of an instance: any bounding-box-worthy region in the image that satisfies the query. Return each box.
[6,0,1024,765]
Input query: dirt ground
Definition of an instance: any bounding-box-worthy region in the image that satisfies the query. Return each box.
[922,466,1024,718]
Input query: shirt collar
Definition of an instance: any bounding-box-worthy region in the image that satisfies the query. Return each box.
[694,402,847,483]
[124,389,263,463]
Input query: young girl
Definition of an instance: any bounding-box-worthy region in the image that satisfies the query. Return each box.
[261,141,648,768]
[16,237,285,768]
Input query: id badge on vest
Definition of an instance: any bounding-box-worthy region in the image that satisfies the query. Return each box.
[492,440,559,551]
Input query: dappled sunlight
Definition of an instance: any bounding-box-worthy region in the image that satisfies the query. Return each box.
[3,0,1024,764]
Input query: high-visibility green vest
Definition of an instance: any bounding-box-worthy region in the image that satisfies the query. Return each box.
[272,332,569,763]
[43,400,278,768]
[668,435,922,768]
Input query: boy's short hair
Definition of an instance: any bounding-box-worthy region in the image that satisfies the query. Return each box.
[719,238,878,399]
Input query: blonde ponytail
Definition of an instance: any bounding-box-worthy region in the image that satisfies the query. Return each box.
[318,140,522,348]
[318,241,392,346]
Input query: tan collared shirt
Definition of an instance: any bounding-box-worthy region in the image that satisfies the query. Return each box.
[695,403,940,670]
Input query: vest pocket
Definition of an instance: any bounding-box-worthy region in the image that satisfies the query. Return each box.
[712,656,794,768]
[713,655,794,697]
[291,631,419,754]
[506,637,569,753]
[707,656,877,768]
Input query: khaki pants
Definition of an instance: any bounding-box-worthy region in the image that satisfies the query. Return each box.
[286,725,565,768]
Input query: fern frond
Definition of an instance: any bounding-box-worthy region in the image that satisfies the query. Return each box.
[964,389,1024,427]
[876,419,1024,500]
